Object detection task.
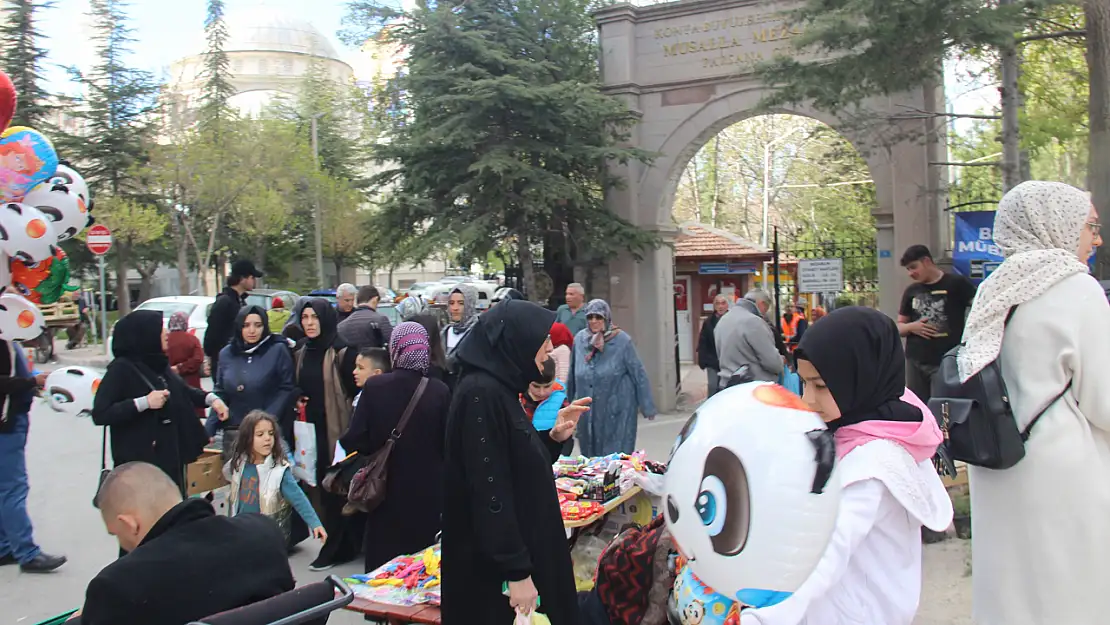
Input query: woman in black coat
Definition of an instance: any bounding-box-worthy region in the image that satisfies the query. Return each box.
[441,300,589,625]
[294,298,361,570]
[92,310,229,494]
[340,321,450,572]
[208,305,297,453]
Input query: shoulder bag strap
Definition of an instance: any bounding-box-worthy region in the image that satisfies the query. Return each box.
[100,426,108,471]
[1020,380,1074,441]
[126,361,159,392]
[391,378,429,441]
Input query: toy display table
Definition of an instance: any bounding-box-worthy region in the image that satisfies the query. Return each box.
[345,598,442,624]
[563,486,642,529]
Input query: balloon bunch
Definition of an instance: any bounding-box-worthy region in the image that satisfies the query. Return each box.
[0,70,94,340]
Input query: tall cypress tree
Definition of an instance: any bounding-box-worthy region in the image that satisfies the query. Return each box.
[199,0,235,138]
[63,0,157,195]
[60,0,159,313]
[0,0,54,128]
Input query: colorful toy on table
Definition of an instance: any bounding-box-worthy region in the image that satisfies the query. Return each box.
[561,499,604,521]
[347,544,443,602]
[673,564,740,625]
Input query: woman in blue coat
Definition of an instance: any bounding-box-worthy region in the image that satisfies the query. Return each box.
[568,299,657,456]
[210,305,297,455]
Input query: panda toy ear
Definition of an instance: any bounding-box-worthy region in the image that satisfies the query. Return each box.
[806,429,836,494]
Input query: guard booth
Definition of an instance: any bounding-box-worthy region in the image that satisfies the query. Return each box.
[673,222,783,363]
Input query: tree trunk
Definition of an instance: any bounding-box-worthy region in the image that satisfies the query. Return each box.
[256,244,267,283]
[518,235,536,301]
[114,248,132,315]
[1090,0,1110,279]
[172,213,190,295]
[999,0,1023,191]
[137,264,157,303]
[710,135,721,227]
[688,159,702,222]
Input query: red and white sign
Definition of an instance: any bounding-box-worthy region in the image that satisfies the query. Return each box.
[86,224,112,256]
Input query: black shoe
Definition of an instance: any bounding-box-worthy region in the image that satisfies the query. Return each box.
[308,558,335,572]
[20,552,66,573]
[0,553,16,566]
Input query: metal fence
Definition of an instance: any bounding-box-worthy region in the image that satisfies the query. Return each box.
[781,237,880,309]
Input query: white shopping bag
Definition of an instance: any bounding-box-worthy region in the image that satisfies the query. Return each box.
[292,420,318,486]
[332,441,347,466]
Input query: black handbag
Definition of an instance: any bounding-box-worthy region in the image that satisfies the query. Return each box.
[92,426,109,508]
[929,307,1072,470]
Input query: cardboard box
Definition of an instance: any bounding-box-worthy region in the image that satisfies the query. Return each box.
[187,451,228,495]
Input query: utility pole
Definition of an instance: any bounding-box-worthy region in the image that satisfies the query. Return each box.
[762,125,805,248]
[310,112,326,288]
[999,0,1023,192]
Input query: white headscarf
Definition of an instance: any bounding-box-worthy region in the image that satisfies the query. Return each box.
[958,181,1093,381]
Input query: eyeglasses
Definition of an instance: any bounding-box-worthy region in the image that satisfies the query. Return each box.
[586,314,605,321]
[1087,221,1102,235]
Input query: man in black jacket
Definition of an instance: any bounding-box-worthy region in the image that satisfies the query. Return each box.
[72,462,294,625]
[204,259,262,375]
[337,285,395,350]
[696,294,730,398]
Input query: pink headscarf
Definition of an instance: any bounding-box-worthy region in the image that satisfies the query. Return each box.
[834,388,943,462]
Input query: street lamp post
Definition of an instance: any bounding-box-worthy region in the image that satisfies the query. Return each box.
[761,125,806,248]
[310,112,326,288]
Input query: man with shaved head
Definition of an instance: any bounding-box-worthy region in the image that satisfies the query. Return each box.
[74,462,293,625]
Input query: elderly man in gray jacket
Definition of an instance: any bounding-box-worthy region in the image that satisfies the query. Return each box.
[714,294,784,385]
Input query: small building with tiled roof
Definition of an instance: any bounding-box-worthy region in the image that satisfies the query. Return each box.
[672,221,796,363]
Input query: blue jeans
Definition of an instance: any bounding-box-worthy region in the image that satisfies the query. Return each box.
[0,431,40,563]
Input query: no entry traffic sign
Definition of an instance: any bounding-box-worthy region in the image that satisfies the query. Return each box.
[86,224,112,256]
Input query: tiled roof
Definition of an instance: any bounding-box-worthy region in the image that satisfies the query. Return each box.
[674,222,771,259]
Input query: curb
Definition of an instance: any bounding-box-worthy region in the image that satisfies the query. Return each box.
[53,350,111,369]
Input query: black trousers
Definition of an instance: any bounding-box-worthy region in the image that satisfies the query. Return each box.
[906,360,939,404]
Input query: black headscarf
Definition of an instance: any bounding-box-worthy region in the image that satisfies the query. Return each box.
[302,297,340,350]
[454,299,554,393]
[230,305,272,354]
[497,288,525,302]
[795,306,921,430]
[112,309,169,374]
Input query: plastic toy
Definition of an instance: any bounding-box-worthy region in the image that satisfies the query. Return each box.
[664,382,841,609]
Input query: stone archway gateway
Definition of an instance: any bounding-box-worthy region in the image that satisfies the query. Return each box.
[594,0,947,411]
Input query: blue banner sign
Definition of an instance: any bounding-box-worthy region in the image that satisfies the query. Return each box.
[953,211,1003,282]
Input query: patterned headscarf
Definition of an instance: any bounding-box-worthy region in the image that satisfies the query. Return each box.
[390,321,430,374]
[584,299,620,362]
[958,181,1092,381]
[168,311,189,333]
[448,284,479,335]
[397,294,428,321]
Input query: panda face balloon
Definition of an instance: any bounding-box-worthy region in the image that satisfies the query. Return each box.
[47,164,90,207]
[45,366,101,417]
[0,291,44,340]
[0,202,57,263]
[22,182,90,241]
[664,382,840,610]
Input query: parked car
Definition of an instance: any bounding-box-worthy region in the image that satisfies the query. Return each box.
[108,295,215,352]
[308,288,337,305]
[404,282,439,298]
[378,302,401,327]
[245,289,299,311]
[376,286,398,302]
[439,275,471,284]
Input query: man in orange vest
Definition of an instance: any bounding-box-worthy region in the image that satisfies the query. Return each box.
[781,304,808,351]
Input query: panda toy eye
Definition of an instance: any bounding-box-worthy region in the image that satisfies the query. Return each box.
[697,475,727,536]
[50,388,74,404]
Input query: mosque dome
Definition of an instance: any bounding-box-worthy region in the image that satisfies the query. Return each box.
[221,7,342,61]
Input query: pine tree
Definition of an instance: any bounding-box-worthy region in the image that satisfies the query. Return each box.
[199,0,234,138]
[60,0,159,312]
[0,0,54,128]
[354,0,656,297]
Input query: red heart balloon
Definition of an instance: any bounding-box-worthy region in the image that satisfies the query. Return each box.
[0,71,15,133]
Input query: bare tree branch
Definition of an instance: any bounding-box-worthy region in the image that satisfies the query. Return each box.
[1016,30,1087,44]
[930,161,1002,167]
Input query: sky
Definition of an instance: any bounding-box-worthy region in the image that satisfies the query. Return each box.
[37,0,362,94]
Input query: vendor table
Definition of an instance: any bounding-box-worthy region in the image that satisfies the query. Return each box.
[563,485,643,529]
[346,598,442,624]
[344,486,645,624]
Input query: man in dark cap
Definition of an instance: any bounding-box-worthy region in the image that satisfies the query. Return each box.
[204,260,262,376]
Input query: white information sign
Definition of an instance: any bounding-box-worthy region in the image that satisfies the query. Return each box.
[797,258,844,293]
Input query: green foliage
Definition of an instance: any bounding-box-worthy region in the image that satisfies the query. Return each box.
[755,0,1058,111]
[0,0,53,128]
[199,0,235,139]
[60,0,158,196]
[346,0,657,280]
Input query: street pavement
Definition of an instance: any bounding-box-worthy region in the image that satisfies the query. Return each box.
[1,365,693,624]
